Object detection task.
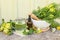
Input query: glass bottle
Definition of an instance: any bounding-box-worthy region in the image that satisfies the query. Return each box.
[27,15,33,30]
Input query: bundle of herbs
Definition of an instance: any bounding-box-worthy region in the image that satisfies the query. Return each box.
[32,3,60,28]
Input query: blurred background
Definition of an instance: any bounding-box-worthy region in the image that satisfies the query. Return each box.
[0,0,60,21]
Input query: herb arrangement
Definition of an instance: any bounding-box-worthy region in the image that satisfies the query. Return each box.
[0,19,14,35]
[32,3,60,28]
[0,3,60,36]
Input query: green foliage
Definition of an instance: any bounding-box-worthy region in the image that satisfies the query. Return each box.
[32,3,60,20]
[23,28,34,35]
[49,20,60,28]
[28,28,34,35]
[23,29,29,35]
[32,3,60,28]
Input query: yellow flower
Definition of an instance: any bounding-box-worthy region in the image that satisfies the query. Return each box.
[49,7,55,12]
[47,4,54,8]
[48,14,54,19]
[5,23,10,27]
[36,29,42,34]
[57,26,60,30]
[49,4,54,8]
[4,23,11,29]
[3,28,9,34]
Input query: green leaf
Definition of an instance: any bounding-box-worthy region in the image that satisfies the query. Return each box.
[28,28,34,35]
[23,29,29,35]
